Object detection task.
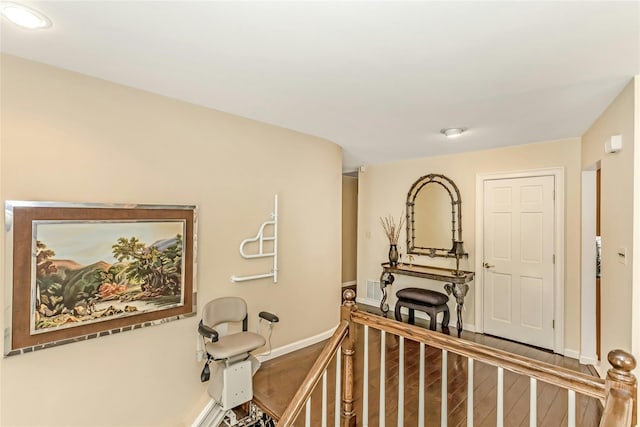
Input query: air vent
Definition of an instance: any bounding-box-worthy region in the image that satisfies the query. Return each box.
[366,280,382,301]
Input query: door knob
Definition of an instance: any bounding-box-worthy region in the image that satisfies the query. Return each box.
[483,262,495,269]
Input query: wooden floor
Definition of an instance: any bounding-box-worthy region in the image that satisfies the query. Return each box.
[253,306,602,426]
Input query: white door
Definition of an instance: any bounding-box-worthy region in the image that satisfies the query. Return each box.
[483,176,555,350]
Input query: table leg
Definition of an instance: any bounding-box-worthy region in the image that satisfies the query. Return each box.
[379,272,395,315]
[444,282,469,337]
[456,302,464,337]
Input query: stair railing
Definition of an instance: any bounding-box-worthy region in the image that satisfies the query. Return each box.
[277,290,636,427]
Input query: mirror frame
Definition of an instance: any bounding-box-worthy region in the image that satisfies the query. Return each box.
[405,173,463,257]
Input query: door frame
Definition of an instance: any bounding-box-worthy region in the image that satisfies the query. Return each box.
[475,167,565,355]
[580,167,598,365]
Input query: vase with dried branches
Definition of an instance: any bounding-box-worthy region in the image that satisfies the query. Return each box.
[380,213,405,267]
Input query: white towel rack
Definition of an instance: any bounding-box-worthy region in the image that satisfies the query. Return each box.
[231,194,278,283]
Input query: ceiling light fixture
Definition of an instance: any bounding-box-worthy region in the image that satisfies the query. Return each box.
[440,127,466,138]
[1,2,51,29]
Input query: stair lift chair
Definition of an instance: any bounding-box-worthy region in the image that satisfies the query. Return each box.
[198,297,278,427]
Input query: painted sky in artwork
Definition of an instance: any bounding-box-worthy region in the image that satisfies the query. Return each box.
[34,221,185,266]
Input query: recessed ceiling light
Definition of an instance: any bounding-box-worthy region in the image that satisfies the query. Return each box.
[1,2,51,29]
[440,127,467,138]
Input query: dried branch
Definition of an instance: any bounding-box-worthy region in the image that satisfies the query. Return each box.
[380,213,405,245]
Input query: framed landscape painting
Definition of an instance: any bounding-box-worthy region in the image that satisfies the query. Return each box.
[4,201,197,356]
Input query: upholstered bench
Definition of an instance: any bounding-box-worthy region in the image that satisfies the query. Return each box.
[394,287,450,331]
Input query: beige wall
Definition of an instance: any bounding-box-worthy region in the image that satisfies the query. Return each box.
[0,55,342,426]
[582,78,637,368]
[342,176,358,284]
[357,138,582,352]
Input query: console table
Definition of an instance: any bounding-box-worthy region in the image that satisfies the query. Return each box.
[380,262,474,336]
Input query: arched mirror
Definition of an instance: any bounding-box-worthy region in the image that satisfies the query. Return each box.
[406,174,463,257]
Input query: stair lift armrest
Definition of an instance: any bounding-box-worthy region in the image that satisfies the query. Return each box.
[259,311,279,323]
[198,320,219,342]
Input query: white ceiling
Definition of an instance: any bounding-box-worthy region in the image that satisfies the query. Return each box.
[1,1,639,171]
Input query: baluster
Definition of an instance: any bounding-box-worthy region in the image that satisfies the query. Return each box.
[362,326,369,427]
[419,343,425,427]
[335,346,341,427]
[497,367,504,427]
[397,336,404,427]
[467,358,473,427]
[322,370,328,427]
[380,330,386,427]
[567,389,575,427]
[529,377,537,427]
[305,397,311,427]
[341,289,357,427]
[441,349,447,427]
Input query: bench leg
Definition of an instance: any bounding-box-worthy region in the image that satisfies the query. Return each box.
[426,308,437,331]
[394,302,402,322]
[408,308,415,325]
[442,308,450,329]
[395,300,451,333]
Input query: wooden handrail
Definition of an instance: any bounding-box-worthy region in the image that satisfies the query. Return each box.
[277,320,349,426]
[351,309,608,400]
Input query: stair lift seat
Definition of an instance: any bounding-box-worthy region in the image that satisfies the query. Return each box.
[205,332,266,361]
[198,297,268,414]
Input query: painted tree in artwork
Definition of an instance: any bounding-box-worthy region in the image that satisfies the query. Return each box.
[160,234,183,295]
[35,240,65,316]
[36,240,57,277]
[111,235,183,297]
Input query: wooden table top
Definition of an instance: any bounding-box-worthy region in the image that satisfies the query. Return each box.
[381,262,474,284]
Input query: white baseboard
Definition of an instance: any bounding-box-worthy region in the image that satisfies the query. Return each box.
[579,354,599,366]
[592,362,604,378]
[191,400,216,427]
[564,349,580,360]
[342,280,356,287]
[462,323,477,333]
[256,325,337,363]
[356,296,381,307]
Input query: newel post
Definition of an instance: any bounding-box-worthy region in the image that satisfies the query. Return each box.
[340,289,358,427]
[600,349,637,427]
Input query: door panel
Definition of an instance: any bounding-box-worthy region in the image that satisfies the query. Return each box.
[521,213,543,262]
[483,175,555,349]
[490,273,512,323]
[491,212,512,260]
[521,276,543,328]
